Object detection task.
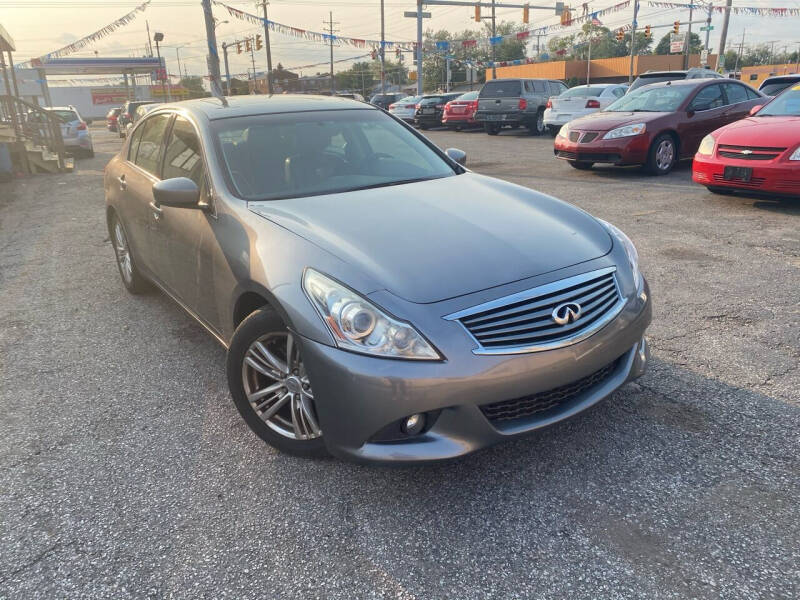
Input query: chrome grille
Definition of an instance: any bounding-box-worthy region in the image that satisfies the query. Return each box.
[445,267,624,355]
[718,144,786,161]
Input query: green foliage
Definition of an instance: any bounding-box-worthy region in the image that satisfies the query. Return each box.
[179,76,206,98]
[654,32,702,55]
[335,59,408,96]
[548,24,652,62]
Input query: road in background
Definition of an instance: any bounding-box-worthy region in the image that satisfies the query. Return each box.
[1,126,798,599]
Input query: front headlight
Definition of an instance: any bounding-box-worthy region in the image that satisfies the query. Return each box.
[697,133,716,156]
[302,269,440,360]
[557,123,570,138]
[603,123,646,140]
[598,219,642,292]
[789,146,800,161]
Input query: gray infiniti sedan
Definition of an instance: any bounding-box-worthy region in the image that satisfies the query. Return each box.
[104,95,652,463]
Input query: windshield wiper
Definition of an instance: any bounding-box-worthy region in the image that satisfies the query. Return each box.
[346,175,448,193]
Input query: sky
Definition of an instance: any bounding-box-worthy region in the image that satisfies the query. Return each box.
[3,0,800,82]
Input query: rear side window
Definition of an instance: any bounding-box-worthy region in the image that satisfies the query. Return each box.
[723,83,749,104]
[745,87,761,99]
[162,116,205,187]
[549,82,566,95]
[532,81,546,93]
[479,80,522,98]
[133,113,171,177]
[612,87,626,98]
[689,84,725,110]
[127,122,145,162]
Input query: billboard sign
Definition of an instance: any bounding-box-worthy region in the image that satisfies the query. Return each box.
[670,33,685,54]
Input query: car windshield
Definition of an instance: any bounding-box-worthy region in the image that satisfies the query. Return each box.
[757,87,800,116]
[629,74,684,91]
[479,80,522,98]
[760,80,798,96]
[605,85,693,112]
[215,109,457,201]
[560,86,607,98]
[51,110,79,123]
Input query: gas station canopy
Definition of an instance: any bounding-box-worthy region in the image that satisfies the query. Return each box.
[0,24,15,53]
[31,57,164,75]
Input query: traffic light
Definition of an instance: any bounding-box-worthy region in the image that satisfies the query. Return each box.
[673,21,680,34]
[236,42,242,54]
[616,28,624,42]
[245,39,251,52]
[644,25,651,38]
[523,3,529,24]
[475,5,480,22]
[255,34,262,51]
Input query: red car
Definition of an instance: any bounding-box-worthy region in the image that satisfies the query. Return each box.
[442,91,479,130]
[693,85,800,196]
[554,79,764,175]
[106,107,121,132]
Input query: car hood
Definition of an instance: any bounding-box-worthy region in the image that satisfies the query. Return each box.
[569,110,669,131]
[248,173,611,304]
[715,116,800,147]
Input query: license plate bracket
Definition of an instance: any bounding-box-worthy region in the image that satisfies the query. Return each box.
[724,166,752,182]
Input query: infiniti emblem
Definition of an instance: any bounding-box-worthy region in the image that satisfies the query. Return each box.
[552,302,582,326]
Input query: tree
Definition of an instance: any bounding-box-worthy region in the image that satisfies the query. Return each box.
[179,76,206,98]
[654,31,702,55]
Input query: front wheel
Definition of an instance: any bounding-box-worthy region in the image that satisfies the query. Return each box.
[645,133,677,175]
[227,309,327,458]
[568,161,594,170]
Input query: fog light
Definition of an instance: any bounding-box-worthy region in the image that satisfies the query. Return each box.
[403,413,425,435]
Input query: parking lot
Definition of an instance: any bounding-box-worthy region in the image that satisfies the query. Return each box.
[1,124,798,598]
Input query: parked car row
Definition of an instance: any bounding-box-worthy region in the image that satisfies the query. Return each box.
[28,105,94,158]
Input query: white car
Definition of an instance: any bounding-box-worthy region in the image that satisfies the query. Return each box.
[388,95,422,123]
[543,84,628,135]
[39,105,94,157]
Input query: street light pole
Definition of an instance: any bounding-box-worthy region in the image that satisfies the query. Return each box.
[491,0,497,79]
[153,32,170,101]
[221,42,231,95]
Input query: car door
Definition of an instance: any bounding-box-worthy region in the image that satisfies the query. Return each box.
[722,82,757,123]
[123,112,172,278]
[154,115,229,331]
[682,83,728,156]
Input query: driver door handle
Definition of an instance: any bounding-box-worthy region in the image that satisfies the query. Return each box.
[148,201,162,220]
[117,174,127,190]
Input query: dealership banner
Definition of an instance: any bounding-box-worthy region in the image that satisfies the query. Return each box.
[647,2,800,16]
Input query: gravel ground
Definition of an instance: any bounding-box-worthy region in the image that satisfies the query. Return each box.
[0,125,798,599]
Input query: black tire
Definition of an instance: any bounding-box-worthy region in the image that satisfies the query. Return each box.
[485,123,499,135]
[109,213,150,294]
[645,133,677,175]
[547,126,559,137]
[226,308,328,458]
[419,123,429,130]
[568,161,594,170]
[706,186,735,195]
[528,109,546,136]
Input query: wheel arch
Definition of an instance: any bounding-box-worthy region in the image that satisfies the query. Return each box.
[657,128,681,156]
[230,282,294,339]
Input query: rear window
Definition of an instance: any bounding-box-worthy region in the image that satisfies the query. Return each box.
[456,91,479,101]
[760,80,798,96]
[52,110,79,123]
[419,96,443,105]
[479,80,522,98]
[560,86,607,98]
[629,74,685,92]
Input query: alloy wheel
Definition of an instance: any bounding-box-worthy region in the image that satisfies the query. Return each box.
[241,332,321,440]
[113,221,133,283]
[655,138,674,172]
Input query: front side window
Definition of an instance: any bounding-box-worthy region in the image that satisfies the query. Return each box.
[134,113,170,177]
[162,116,205,187]
[215,109,457,201]
[689,84,725,110]
[127,122,146,162]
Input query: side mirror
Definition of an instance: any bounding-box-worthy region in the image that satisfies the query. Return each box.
[445,147,467,166]
[749,104,764,116]
[152,177,200,208]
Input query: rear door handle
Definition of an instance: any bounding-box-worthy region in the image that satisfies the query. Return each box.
[117,175,127,190]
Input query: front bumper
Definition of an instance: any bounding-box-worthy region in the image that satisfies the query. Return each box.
[299,279,652,464]
[693,154,800,196]
[554,133,650,165]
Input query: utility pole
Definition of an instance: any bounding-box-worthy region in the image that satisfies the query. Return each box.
[221,42,231,94]
[586,35,592,84]
[491,0,497,79]
[416,0,424,95]
[145,20,154,57]
[628,0,639,84]
[703,3,713,63]
[261,0,273,94]
[716,0,732,71]
[380,0,386,95]
[175,47,183,83]
[733,29,744,74]
[249,38,257,93]
[201,0,226,103]
[683,2,693,69]
[323,12,338,94]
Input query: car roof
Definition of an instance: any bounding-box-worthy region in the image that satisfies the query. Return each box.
[170,94,376,120]
[761,74,800,82]
[637,78,715,90]
[44,106,77,111]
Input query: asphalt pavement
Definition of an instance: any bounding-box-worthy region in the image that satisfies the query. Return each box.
[0,125,798,599]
